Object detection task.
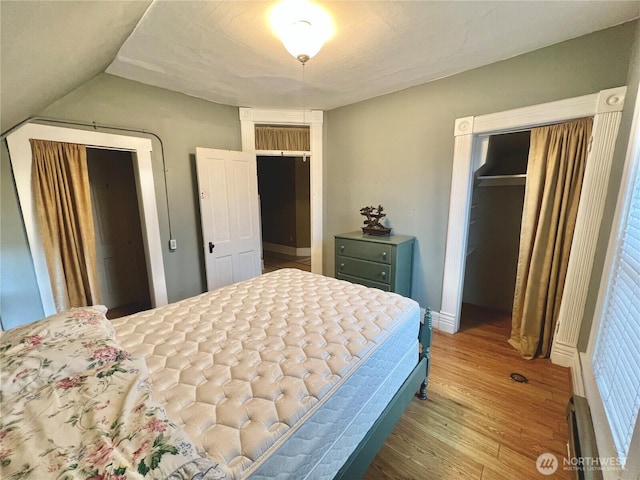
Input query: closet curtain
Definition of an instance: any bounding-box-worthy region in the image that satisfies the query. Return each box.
[255,125,310,151]
[509,117,592,359]
[30,139,100,312]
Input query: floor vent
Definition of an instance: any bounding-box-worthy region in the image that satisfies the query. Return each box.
[567,395,603,480]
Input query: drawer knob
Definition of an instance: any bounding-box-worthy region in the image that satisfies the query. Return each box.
[382,251,387,258]
[340,245,345,251]
[381,272,386,278]
[340,263,345,270]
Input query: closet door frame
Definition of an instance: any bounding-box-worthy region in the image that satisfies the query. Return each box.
[7,123,169,316]
[440,86,626,371]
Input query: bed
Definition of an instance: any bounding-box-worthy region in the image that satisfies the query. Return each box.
[0,269,430,479]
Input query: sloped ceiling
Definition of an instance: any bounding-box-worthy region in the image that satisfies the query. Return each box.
[2,1,639,133]
[0,0,151,132]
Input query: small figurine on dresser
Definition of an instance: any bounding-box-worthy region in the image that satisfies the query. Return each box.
[360,205,392,236]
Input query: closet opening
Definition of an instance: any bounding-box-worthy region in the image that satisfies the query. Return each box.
[461,131,529,332]
[87,148,151,319]
[7,123,168,323]
[441,87,626,369]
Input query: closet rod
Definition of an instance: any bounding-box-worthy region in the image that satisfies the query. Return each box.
[476,174,527,187]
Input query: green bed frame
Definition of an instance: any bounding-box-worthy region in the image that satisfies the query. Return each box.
[335,310,433,479]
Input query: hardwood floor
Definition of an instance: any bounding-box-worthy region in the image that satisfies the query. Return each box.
[262,252,311,273]
[364,304,573,480]
[106,302,150,319]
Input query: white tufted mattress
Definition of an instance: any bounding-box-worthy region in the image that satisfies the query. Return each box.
[111,269,419,479]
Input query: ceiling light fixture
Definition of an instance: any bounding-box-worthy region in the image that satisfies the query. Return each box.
[269,0,334,64]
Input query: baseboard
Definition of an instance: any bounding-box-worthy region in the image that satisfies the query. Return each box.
[551,341,585,396]
[551,340,575,368]
[263,242,310,257]
[571,350,585,397]
[436,311,455,334]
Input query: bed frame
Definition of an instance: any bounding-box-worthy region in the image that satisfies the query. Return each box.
[108,268,433,480]
[335,309,433,479]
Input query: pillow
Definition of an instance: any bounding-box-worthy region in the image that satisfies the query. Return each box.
[1,305,112,343]
[0,305,127,398]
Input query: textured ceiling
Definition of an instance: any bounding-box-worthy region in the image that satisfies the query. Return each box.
[2,1,639,132]
[107,1,640,110]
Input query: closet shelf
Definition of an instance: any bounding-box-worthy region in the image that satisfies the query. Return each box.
[477,174,526,187]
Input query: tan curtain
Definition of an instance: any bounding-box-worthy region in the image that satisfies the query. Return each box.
[509,117,592,359]
[255,125,310,151]
[30,139,100,311]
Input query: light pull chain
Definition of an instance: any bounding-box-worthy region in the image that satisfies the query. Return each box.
[302,61,307,162]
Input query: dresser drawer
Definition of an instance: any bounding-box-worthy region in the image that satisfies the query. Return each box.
[336,273,390,291]
[335,238,392,264]
[334,232,415,297]
[336,256,391,284]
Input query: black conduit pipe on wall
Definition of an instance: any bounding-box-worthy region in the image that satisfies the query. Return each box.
[1,116,174,242]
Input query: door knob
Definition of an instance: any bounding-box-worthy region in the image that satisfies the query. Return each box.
[209,242,215,253]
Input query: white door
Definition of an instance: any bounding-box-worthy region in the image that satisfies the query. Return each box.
[196,148,262,291]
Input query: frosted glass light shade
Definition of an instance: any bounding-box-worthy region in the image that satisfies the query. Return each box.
[280,20,324,61]
[270,0,334,62]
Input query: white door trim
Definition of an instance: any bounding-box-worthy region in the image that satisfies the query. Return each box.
[239,108,323,274]
[6,123,168,315]
[582,76,640,479]
[440,87,626,367]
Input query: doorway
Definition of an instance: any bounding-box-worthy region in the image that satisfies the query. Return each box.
[257,155,311,273]
[87,148,151,318]
[239,108,324,274]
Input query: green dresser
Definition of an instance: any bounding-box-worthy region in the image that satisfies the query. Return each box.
[334,231,415,296]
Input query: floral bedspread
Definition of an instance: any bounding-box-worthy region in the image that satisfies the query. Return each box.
[0,306,227,480]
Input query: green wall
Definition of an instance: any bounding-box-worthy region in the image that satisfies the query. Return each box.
[1,74,240,327]
[324,22,636,311]
[1,141,44,329]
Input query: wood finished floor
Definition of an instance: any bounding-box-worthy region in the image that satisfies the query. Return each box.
[262,252,311,273]
[106,302,150,319]
[364,303,573,480]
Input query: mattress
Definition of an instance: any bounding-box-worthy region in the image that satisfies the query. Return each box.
[112,269,419,479]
